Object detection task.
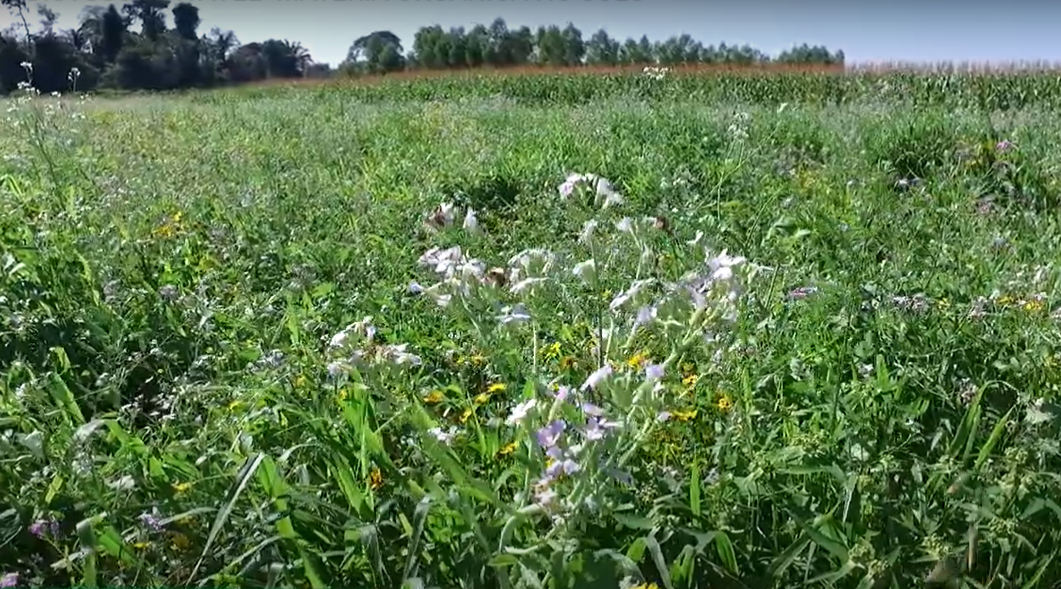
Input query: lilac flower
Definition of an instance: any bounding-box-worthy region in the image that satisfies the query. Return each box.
[644,363,664,381]
[634,305,657,326]
[28,519,59,539]
[787,286,818,300]
[534,485,557,508]
[656,411,671,422]
[581,402,603,416]
[139,511,164,532]
[536,420,566,449]
[996,139,1013,152]
[584,416,621,441]
[0,572,17,588]
[553,385,572,402]
[506,399,537,426]
[546,458,582,478]
[581,366,613,391]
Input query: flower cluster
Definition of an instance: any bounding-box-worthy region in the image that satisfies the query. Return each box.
[325,316,422,377]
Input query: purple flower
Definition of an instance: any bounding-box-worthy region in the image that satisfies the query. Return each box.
[584,416,622,441]
[996,140,1013,152]
[644,363,664,381]
[0,572,17,588]
[581,365,613,391]
[787,286,818,300]
[546,458,581,478]
[27,519,59,539]
[553,385,572,402]
[536,420,566,449]
[139,511,164,532]
[581,402,603,417]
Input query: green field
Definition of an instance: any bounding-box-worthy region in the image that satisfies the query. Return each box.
[3,72,1061,589]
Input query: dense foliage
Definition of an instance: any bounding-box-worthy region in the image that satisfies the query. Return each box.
[0,0,842,94]
[3,69,1061,589]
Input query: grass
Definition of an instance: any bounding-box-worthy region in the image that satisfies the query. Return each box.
[2,70,1061,589]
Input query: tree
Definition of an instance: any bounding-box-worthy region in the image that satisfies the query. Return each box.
[346,30,404,74]
[122,0,169,41]
[171,2,199,41]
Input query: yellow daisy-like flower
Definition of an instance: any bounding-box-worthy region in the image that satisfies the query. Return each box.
[369,468,383,491]
[626,352,649,370]
[632,583,660,589]
[473,393,491,406]
[172,481,192,493]
[459,407,473,423]
[682,374,699,389]
[132,541,150,550]
[671,409,698,422]
[542,342,561,360]
[997,294,1015,307]
[487,383,507,394]
[1024,299,1045,313]
[294,374,307,388]
[336,388,349,403]
[717,394,734,412]
[498,441,518,457]
[469,354,486,367]
[423,390,445,404]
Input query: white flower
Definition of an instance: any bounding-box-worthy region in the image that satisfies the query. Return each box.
[498,304,531,325]
[578,220,598,244]
[510,277,548,295]
[572,259,596,283]
[463,207,481,235]
[429,426,458,445]
[506,399,538,426]
[615,217,633,234]
[581,365,613,391]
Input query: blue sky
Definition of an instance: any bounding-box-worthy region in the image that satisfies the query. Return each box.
[20,0,1061,66]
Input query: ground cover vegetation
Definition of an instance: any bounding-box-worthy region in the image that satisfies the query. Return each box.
[3,62,1061,589]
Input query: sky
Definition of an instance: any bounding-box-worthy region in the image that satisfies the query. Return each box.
[8,0,1061,67]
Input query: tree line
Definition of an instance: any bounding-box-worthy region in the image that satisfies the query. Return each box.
[0,0,844,95]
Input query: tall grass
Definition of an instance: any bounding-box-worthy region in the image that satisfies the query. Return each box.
[2,71,1061,588]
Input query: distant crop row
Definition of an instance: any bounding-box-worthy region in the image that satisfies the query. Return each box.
[207,63,1061,110]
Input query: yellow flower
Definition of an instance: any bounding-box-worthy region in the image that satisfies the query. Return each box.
[681,362,696,375]
[473,393,491,405]
[459,407,473,423]
[498,441,518,457]
[682,374,699,389]
[469,354,486,367]
[671,409,698,422]
[997,295,1015,306]
[132,541,150,550]
[170,532,191,552]
[337,388,349,403]
[1024,299,1045,313]
[294,374,307,388]
[717,394,734,412]
[423,390,445,404]
[172,481,192,493]
[936,298,950,309]
[369,468,383,491]
[632,583,660,589]
[559,356,576,370]
[226,399,244,411]
[626,352,649,370]
[542,342,561,360]
[487,383,507,394]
